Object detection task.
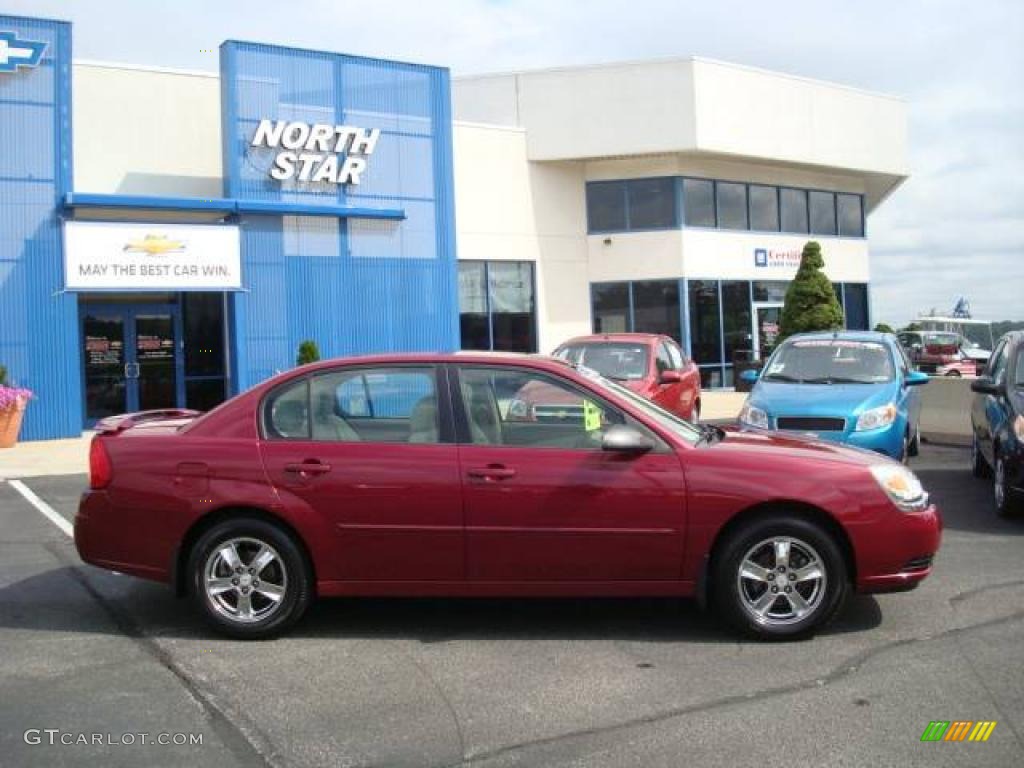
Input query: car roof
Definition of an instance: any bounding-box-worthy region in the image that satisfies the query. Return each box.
[558,333,666,345]
[787,330,893,344]
[285,351,572,376]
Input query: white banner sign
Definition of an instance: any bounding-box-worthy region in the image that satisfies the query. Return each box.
[64,221,242,291]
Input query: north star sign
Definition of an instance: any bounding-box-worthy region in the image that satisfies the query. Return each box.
[250,119,381,186]
[0,31,47,73]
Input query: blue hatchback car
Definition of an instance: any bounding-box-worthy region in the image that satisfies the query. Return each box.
[739,331,929,461]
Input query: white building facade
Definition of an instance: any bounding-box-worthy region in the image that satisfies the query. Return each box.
[452,57,908,386]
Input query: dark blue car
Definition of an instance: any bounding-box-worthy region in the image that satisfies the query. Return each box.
[739,331,929,461]
[971,331,1024,516]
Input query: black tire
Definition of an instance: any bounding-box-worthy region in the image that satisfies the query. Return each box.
[994,451,1020,518]
[907,427,921,458]
[945,370,961,378]
[712,515,849,641]
[971,434,990,479]
[188,518,313,639]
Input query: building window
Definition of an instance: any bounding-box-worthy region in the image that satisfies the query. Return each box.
[632,280,681,340]
[780,188,809,234]
[458,261,537,353]
[586,178,677,233]
[842,283,870,330]
[182,292,227,412]
[489,261,537,352]
[716,182,748,230]
[585,181,627,232]
[592,283,631,333]
[688,280,721,366]
[809,191,837,236]
[749,185,780,232]
[458,262,490,350]
[721,281,752,369]
[837,193,864,237]
[683,179,716,227]
[627,177,678,229]
[753,280,789,303]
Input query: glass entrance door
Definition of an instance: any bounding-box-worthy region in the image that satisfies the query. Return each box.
[81,304,183,426]
[753,304,783,360]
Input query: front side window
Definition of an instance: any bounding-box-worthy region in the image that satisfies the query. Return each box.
[763,339,894,384]
[665,340,685,368]
[655,342,673,374]
[556,342,649,382]
[1013,347,1024,387]
[310,367,440,443]
[458,367,627,450]
[988,341,1009,383]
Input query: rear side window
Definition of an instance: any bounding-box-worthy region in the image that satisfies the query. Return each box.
[264,378,310,440]
[311,367,440,444]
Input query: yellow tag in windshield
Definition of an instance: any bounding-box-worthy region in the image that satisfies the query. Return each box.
[583,400,602,432]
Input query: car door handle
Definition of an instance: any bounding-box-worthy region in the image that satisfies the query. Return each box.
[467,465,517,481]
[284,461,332,476]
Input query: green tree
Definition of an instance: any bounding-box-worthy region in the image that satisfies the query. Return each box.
[0,364,6,386]
[873,322,896,334]
[296,340,321,366]
[778,241,844,341]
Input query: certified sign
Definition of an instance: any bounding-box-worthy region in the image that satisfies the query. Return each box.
[64,221,242,291]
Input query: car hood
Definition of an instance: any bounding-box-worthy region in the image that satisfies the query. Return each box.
[712,425,889,468]
[749,380,896,417]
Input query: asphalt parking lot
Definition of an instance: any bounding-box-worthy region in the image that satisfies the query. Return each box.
[1,443,1022,768]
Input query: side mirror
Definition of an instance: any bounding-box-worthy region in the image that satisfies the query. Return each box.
[905,370,930,387]
[602,424,655,454]
[659,370,682,384]
[971,377,1002,395]
[739,369,760,383]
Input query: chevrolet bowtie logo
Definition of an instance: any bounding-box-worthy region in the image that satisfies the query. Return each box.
[123,235,187,255]
[0,31,47,73]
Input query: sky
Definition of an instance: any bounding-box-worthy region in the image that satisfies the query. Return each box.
[10,0,1023,326]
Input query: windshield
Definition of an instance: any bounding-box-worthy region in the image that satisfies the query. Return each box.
[762,339,895,384]
[576,365,702,445]
[923,333,960,348]
[556,342,649,381]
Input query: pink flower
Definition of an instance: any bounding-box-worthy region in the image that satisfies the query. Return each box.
[0,386,33,411]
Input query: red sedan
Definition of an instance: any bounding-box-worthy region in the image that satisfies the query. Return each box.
[553,333,701,420]
[75,353,941,640]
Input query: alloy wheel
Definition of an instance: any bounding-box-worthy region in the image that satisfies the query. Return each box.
[995,455,1006,511]
[203,537,289,624]
[736,536,827,627]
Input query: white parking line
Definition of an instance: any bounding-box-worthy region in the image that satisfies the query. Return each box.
[7,479,74,538]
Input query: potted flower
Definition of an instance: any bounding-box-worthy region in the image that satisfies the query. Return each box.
[0,365,33,449]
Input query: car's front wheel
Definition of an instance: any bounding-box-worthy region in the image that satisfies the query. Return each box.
[994,451,1020,518]
[713,516,848,640]
[188,518,312,639]
[971,434,990,478]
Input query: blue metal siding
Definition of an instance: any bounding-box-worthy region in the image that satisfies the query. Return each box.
[220,42,459,393]
[0,16,78,440]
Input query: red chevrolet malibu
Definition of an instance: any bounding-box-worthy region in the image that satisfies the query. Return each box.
[75,353,941,640]
[553,333,701,420]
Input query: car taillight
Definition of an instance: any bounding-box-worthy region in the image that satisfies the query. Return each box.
[89,438,113,489]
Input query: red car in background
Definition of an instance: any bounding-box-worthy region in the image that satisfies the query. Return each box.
[898,331,978,377]
[76,353,941,641]
[552,333,702,420]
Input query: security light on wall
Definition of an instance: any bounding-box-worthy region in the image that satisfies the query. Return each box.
[603,237,612,245]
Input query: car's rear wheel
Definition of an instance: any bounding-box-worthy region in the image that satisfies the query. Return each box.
[188,518,312,639]
[713,516,848,640]
[971,435,990,478]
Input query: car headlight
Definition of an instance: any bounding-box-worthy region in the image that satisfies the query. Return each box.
[1015,414,1024,442]
[855,403,898,432]
[739,403,769,429]
[869,464,929,511]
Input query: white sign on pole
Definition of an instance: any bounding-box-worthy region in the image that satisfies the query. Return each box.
[63,221,242,291]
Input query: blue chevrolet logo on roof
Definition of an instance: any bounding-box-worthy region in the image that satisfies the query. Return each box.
[0,31,47,73]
